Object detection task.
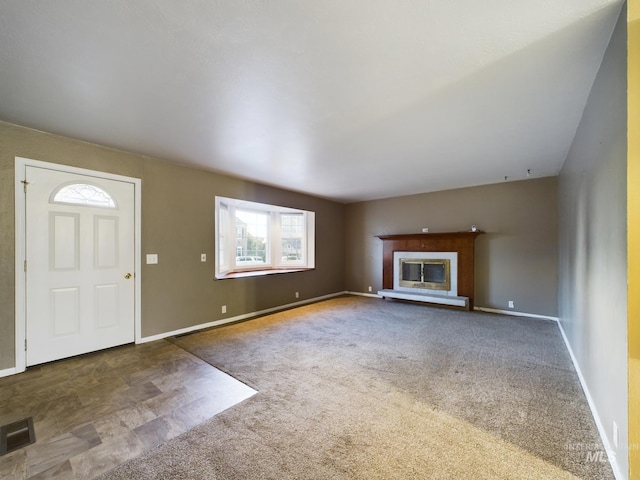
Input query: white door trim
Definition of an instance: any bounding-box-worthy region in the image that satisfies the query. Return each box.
[14,157,142,374]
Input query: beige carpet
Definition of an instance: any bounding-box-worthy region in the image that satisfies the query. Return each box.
[99,296,614,479]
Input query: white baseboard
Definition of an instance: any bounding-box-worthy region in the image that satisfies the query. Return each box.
[346,291,382,299]
[556,320,625,480]
[0,367,18,378]
[139,291,349,344]
[474,306,559,322]
[346,297,560,321]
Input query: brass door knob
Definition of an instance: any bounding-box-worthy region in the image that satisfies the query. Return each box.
[124,273,132,279]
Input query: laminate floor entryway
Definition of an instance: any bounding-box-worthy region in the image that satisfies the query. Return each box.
[0,340,256,479]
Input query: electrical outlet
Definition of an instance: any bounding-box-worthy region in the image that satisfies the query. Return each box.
[508,300,514,309]
[146,254,158,265]
[201,253,206,262]
[221,305,227,314]
[368,286,372,292]
[295,292,299,299]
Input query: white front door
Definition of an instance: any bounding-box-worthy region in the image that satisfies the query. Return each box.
[25,165,136,366]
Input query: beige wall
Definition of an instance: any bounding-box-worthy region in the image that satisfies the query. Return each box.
[558,4,628,477]
[345,176,558,317]
[0,121,345,370]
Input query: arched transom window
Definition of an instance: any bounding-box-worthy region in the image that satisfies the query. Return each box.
[50,182,117,208]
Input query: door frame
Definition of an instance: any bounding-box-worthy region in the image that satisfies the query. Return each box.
[14,157,142,373]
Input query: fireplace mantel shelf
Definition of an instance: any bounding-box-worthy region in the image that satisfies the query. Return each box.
[377,231,483,241]
[377,231,483,310]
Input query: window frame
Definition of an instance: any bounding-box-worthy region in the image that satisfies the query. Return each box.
[215,197,315,279]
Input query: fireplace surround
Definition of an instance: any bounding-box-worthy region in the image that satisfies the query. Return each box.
[377,231,482,310]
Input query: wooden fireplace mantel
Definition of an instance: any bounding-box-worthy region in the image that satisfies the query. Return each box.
[377,231,483,309]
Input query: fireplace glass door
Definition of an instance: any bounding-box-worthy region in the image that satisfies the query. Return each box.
[399,259,450,290]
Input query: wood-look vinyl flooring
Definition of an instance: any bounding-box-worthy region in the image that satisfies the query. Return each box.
[0,340,257,479]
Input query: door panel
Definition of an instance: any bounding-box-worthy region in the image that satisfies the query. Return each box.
[26,166,135,366]
[51,287,80,336]
[50,212,79,270]
[95,216,119,268]
[95,284,119,328]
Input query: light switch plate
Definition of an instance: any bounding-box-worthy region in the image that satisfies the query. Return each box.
[146,254,158,265]
[201,253,206,262]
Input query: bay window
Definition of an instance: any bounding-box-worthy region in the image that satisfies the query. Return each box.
[215,197,315,278]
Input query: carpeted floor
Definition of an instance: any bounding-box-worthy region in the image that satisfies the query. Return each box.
[99,296,614,479]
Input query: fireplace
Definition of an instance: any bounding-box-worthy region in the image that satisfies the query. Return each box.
[377,231,482,310]
[399,258,450,290]
[394,251,458,297]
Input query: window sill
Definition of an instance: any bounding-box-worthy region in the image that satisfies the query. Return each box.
[215,267,314,280]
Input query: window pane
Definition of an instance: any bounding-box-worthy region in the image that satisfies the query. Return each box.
[52,183,116,208]
[218,203,229,267]
[281,214,304,262]
[235,209,268,264]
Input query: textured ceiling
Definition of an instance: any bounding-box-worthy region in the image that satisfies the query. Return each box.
[0,1,624,202]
